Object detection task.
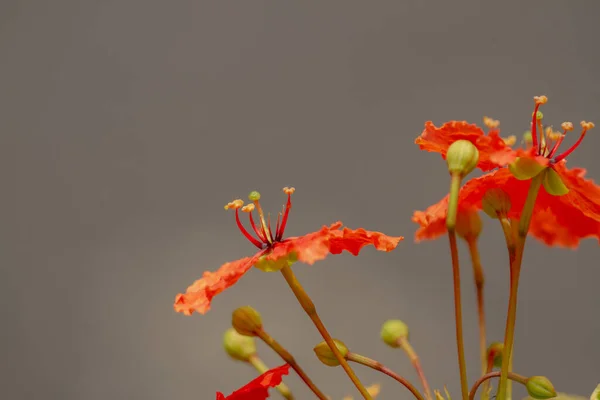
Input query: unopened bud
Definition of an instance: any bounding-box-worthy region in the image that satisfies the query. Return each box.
[482,189,511,219]
[455,208,483,240]
[313,339,349,367]
[446,140,480,177]
[380,320,409,348]
[487,342,504,368]
[223,328,257,362]
[526,376,557,400]
[591,384,600,400]
[232,306,263,336]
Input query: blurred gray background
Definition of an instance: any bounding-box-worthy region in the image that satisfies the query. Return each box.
[2,1,599,399]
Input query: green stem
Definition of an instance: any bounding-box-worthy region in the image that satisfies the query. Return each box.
[446,173,469,400]
[496,173,543,400]
[255,329,327,400]
[398,337,433,400]
[249,354,294,400]
[346,352,424,400]
[280,265,372,400]
[469,371,528,400]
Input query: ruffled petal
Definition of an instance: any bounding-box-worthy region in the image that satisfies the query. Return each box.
[328,227,404,255]
[217,364,290,400]
[416,121,515,171]
[174,254,261,316]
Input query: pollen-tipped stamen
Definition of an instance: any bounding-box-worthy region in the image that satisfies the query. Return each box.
[248,191,273,245]
[226,200,263,249]
[276,187,295,241]
[531,96,547,153]
[266,213,274,243]
[553,121,594,163]
[243,204,267,243]
[547,122,573,159]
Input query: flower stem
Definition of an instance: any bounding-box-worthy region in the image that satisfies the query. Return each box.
[280,265,372,400]
[469,371,528,400]
[496,173,544,400]
[255,329,326,400]
[446,173,469,400]
[466,238,488,400]
[398,337,433,400]
[249,354,294,400]
[346,352,425,400]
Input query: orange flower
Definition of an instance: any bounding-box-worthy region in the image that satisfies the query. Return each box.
[216,364,289,400]
[415,119,515,171]
[175,188,404,315]
[413,97,600,248]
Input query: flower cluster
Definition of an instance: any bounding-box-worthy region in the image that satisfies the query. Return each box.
[174,96,599,400]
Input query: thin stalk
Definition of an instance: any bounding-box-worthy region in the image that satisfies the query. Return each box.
[280,265,372,399]
[248,354,294,400]
[496,173,543,400]
[398,337,433,400]
[469,371,528,400]
[346,352,424,400]
[255,329,327,400]
[466,238,487,380]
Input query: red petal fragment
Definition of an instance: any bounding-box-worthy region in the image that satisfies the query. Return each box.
[174,254,261,316]
[327,227,404,255]
[217,364,290,400]
[265,223,339,265]
[416,121,515,171]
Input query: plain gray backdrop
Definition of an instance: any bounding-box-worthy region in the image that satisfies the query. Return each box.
[2,1,599,399]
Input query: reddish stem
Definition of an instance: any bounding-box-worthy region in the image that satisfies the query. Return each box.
[248,212,266,243]
[276,193,293,241]
[235,209,263,249]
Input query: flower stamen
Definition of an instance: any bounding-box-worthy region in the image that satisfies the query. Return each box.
[553,121,594,163]
[546,122,573,158]
[483,116,500,130]
[531,95,548,152]
[249,191,273,245]
[276,187,295,241]
[226,199,264,249]
[242,204,267,243]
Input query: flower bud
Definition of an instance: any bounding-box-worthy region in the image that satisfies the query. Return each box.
[455,208,483,240]
[487,342,504,368]
[446,140,479,177]
[223,328,257,362]
[591,384,600,400]
[526,376,557,400]
[232,306,263,336]
[482,189,511,219]
[313,339,348,367]
[380,320,409,348]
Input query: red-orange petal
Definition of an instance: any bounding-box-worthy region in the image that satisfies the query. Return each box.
[327,227,404,255]
[416,121,516,171]
[174,254,261,316]
[216,364,290,400]
[413,163,600,247]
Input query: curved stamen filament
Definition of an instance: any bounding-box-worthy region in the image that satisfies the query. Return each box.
[553,121,594,163]
[266,213,274,243]
[277,187,295,241]
[531,96,547,153]
[547,122,572,158]
[235,208,263,249]
[252,200,273,245]
[246,207,267,243]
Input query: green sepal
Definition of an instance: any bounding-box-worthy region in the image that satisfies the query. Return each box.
[543,167,569,196]
[591,384,600,400]
[508,157,546,180]
[254,251,298,272]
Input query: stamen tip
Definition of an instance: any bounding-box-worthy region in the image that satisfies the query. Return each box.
[248,191,261,201]
[483,116,500,129]
[503,135,516,146]
[532,111,544,120]
[224,199,244,210]
[283,187,295,195]
[561,122,574,131]
[534,95,548,105]
[581,121,595,130]
[241,204,255,213]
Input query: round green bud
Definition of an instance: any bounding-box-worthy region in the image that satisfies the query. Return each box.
[486,342,504,368]
[526,376,557,400]
[313,339,348,367]
[482,188,512,219]
[232,306,263,336]
[455,208,483,240]
[223,328,257,362]
[535,111,544,120]
[446,140,479,177]
[248,191,261,201]
[523,130,533,143]
[380,319,409,348]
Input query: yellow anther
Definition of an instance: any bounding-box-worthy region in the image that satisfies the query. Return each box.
[503,135,516,146]
[283,187,296,195]
[581,121,595,130]
[224,199,244,210]
[534,95,548,105]
[561,122,574,131]
[483,116,500,129]
[366,383,381,397]
[241,204,255,213]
